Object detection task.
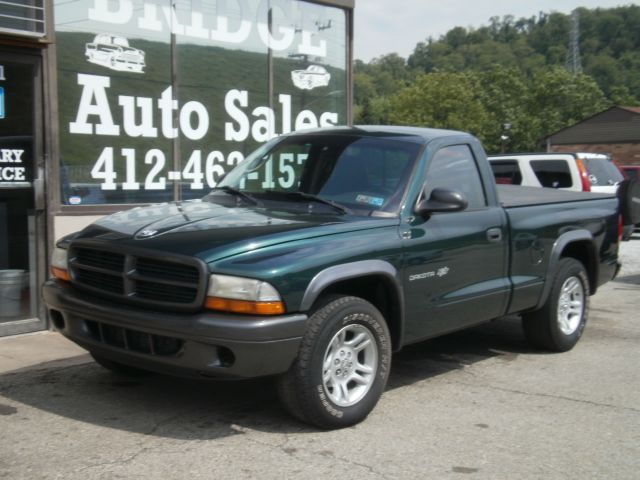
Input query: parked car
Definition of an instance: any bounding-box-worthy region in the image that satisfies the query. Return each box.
[488,152,624,194]
[489,152,635,239]
[44,127,639,429]
[621,165,640,181]
[620,165,640,232]
[85,34,145,73]
[291,65,331,90]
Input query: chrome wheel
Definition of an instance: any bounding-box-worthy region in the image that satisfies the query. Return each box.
[322,323,378,407]
[557,276,585,335]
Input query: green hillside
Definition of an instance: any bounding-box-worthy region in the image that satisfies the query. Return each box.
[354,5,640,153]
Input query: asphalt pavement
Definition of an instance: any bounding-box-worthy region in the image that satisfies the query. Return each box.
[1,234,639,479]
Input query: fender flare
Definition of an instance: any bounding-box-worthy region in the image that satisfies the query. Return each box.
[300,260,405,349]
[300,260,403,311]
[535,229,596,310]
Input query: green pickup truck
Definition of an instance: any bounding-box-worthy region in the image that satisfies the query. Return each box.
[44,126,638,429]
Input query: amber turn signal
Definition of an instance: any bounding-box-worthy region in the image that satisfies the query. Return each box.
[51,267,71,282]
[205,297,285,315]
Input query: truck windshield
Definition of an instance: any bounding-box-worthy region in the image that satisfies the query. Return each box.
[211,134,422,215]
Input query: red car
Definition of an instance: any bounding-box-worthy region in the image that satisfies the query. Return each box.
[621,165,640,181]
[620,166,640,233]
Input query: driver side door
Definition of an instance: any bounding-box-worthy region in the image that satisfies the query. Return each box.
[402,144,510,343]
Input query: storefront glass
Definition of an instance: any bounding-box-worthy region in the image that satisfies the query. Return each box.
[0,57,40,330]
[54,0,349,206]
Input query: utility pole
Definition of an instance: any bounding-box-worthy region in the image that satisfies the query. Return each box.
[565,9,582,75]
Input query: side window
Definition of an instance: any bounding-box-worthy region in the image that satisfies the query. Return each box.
[425,145,486,209]
[490,160,522,185]
[530,160,572,188]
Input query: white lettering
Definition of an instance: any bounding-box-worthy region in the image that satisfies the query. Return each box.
[138,2,162,31]
[279,94,291,135]
[158,86,178,139]
[161,5,185,35]
[70,74,120,135]
[320,112,339,127]
[0,166,26,181]
[251,106,275,142]
[86,0,327,58]
[225,90,250,142]
[88,0,132,24]
[257,22,295,51]
[211,15,252,43]
[179,101,209,140]
[185,11,209,39]
[118,96,158,137]
[299,30,327,57]
[295,110,318,131]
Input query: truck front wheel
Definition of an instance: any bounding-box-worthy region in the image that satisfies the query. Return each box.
[277,295,391,429]
[522,258,589,352]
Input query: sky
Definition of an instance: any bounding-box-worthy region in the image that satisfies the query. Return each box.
[354,0,637,62]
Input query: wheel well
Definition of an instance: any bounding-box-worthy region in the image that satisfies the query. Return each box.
[560,241,597,294]
[314,275,402,351]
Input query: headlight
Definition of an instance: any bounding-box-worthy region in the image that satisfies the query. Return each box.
[205,274,284,315]
[51,247,70,281]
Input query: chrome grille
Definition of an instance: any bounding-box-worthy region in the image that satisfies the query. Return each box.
[68,243,206,311]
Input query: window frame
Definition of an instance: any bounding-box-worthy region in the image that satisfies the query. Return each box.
[419,143,488,212]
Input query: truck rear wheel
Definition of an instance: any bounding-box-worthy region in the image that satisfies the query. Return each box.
[522,258,589,352]
[277,295,391,429]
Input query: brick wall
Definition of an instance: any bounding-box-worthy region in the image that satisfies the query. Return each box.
[549,143,640,166]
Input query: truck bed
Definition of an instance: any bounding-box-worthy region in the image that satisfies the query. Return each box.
[497,184,616,208]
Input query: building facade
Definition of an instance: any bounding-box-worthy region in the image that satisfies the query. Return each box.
[0,0,354,337]
[545,106,640,166]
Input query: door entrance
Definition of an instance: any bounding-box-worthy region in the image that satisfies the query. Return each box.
[0,52,46,336]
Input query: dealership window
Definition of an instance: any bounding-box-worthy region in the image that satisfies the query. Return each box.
[54,0,350,207]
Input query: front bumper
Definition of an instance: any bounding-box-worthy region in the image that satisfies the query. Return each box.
[43,280,307,379]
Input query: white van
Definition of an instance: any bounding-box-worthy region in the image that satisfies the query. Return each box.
[488,152,624,194]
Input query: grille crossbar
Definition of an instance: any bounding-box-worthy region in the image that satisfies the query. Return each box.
[69,244,206,310]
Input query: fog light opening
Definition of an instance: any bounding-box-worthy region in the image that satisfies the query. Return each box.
[50,310,65,330]
[217,347,235,368]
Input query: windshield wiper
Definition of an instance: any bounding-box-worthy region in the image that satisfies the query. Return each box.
[211,186,260,205]
[265,190,350,215]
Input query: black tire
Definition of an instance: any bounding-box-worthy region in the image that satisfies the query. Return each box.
[522,258,590,352]
[277,295,392,429]
[90,353,152,377]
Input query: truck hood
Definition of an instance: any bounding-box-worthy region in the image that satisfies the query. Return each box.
[76,200,397,262]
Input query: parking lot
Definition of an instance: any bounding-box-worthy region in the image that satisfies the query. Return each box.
[1,235,639,479]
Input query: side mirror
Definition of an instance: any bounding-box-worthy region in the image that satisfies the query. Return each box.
[416,188,468,217]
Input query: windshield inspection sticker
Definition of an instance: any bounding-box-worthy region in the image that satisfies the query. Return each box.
[356,194,384,206]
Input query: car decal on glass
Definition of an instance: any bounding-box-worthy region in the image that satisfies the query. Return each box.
[291,65,330,90]
[85,34,146,74]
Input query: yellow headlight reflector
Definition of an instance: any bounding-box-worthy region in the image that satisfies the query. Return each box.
[205,297,285,315]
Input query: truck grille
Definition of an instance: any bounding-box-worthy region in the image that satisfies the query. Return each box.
[68,243,207,311]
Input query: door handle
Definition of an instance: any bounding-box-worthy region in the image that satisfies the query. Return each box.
[486,228,502,242]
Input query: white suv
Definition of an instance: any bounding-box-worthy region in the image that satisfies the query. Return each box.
[488,152,624,194]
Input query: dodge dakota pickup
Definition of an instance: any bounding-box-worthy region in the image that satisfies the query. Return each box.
[43,126,639,429]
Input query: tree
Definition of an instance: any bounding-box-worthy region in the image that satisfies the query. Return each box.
[474,66,533,152]
[529,68,608,143]
[387,72,491,142]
